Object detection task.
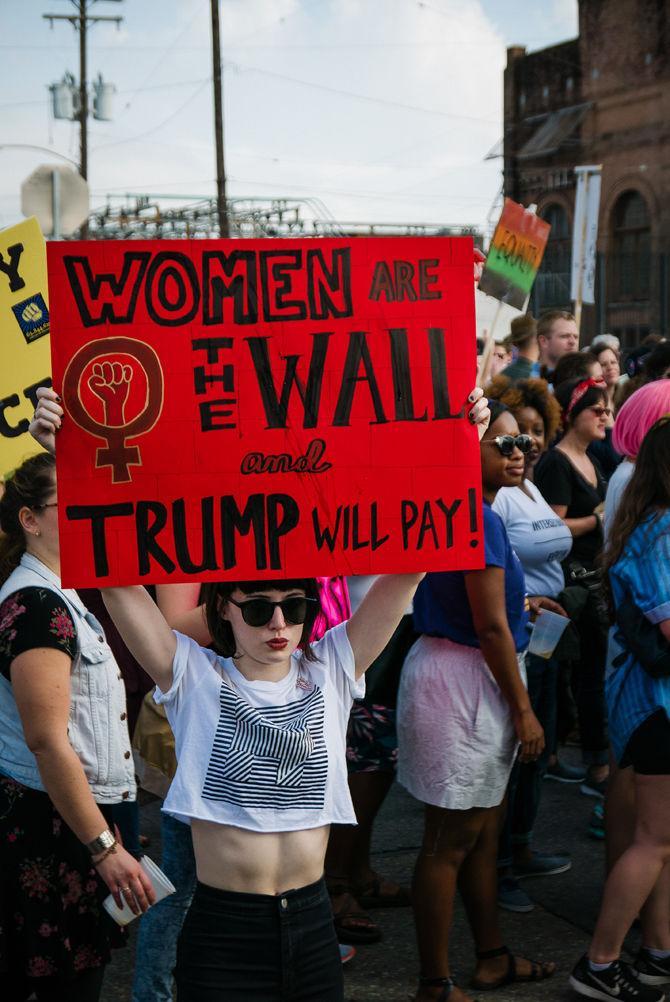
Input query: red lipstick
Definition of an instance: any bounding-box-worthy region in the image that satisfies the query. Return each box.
[266,639,288,650]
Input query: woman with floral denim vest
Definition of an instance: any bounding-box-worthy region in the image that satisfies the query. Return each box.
[0,453,155,1002]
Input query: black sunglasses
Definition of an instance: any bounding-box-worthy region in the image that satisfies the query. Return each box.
[484,434,533,456]
[227,596,318,628]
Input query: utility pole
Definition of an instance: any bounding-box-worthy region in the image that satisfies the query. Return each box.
[210,0,229,237]
[43,2,123,182]
[79,2,88,180]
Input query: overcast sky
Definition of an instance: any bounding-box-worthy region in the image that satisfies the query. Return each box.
[0,0,577,233]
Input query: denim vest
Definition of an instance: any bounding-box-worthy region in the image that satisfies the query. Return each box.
[0,553,136,803]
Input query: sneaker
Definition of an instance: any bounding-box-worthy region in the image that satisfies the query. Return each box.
[634,949,670,986]
[514,850,572,878]
[569,954,666,1001]
[581,776,608,799]
[497,875,534,913]
[545,759,587,783]
[339,943,356,965]
[589,802,605,840]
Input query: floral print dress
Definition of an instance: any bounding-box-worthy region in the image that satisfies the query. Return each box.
[0,587,124,993]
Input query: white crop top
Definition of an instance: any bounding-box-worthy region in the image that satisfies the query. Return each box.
[155,622,365,833]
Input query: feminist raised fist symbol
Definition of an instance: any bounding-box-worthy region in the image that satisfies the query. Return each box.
[88,361,134,427]
[62,337,164,484]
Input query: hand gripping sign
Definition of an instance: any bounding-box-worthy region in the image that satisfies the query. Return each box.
[48,236,484,587]
[62,337,164,483]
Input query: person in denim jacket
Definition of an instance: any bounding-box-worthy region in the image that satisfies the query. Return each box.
[0,454,155,1002]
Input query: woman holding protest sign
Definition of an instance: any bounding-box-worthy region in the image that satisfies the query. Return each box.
[29,383,490,1001]
[397,401,557,1001]
[0,452,154,1002]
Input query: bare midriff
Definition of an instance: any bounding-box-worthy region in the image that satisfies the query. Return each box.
[191,818,330,895]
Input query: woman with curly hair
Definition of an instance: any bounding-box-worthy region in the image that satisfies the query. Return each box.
[484,377,573,910]
[484,376,561,480]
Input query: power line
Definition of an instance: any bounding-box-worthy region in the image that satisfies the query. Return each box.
[226,61,499,125]
[91,79,209,150]
[118,0,207,115]
[223,174,494,204]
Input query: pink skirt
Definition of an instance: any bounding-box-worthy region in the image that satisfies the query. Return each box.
[396,636,525,810]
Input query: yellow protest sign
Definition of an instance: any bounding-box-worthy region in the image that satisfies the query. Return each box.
[0,217,52,476]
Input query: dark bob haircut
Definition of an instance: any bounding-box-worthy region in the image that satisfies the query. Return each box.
[201,578,321,662]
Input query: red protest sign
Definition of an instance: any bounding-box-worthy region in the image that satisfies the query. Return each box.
[48,237,484,587]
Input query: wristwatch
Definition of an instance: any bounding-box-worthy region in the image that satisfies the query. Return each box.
[86,828,116,856]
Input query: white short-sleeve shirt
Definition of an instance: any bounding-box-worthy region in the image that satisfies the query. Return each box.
[493,480,572,598]
[155,622,364,833]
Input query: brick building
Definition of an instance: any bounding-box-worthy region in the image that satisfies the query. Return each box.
[503,0,670,345]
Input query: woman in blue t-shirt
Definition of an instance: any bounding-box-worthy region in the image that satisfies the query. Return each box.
[397,402,556,1002]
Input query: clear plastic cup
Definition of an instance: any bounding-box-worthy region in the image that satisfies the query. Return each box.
[528,609,570,660]
[103,854,176,926]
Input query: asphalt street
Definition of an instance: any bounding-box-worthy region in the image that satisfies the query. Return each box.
[104,753,621,1002]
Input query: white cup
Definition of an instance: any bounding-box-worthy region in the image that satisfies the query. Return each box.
[103,854,176,926]
[528,609,570,660]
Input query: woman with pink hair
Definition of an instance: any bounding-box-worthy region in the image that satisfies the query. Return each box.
[604,381,670,536]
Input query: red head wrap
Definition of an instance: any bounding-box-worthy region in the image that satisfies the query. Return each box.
[563,377,601,422]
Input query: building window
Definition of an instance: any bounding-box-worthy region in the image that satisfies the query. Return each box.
[610,190,651,301]
[534,203,571,308]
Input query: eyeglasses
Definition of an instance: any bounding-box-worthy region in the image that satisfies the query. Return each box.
[483,434,533,456]
[227,596,318,628]
[30,501,58,511]
[588,406,612,418]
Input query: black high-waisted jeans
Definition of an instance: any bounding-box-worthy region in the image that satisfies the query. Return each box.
[175,877,343,1002]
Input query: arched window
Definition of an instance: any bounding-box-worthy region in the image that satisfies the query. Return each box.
[534,203,571,308]
[610,191,651,301]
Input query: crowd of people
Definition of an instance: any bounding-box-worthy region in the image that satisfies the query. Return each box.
[2,308,670,1002]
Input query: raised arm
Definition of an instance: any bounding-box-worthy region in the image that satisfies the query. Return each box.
[346,573,424,679]
[156,582,212,646]
[101,586,177,692]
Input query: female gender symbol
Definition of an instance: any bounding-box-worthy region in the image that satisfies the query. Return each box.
[62,336,164,484]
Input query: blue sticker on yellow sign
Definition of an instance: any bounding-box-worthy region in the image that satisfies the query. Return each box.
[12,292,50,344]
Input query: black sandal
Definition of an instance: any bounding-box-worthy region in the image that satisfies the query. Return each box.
[470,945,555,991]
[418,976,458,1000]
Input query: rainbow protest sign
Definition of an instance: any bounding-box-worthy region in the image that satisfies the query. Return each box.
[478,199,550,310]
